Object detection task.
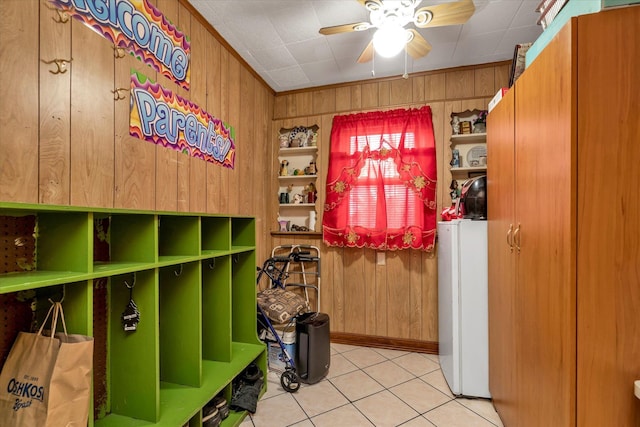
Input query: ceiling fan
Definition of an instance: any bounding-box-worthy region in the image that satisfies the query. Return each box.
[319,0,476,63]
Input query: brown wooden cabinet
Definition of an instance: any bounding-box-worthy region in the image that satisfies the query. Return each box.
[487,5,640,427]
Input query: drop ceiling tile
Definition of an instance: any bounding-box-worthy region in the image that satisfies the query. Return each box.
[251,45,297,71]
[267,65,311,91]
[287,37,334,64]
[453,30,505,60]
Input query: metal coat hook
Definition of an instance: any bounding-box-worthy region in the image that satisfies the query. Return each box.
[233,254,240,264]
[174,264,183,277]
[41,58,73,75]
[44,3,70,23]
[113,46,126,59]
[111,88,128,101]
[124,273,136,289]
[208,259,216,270]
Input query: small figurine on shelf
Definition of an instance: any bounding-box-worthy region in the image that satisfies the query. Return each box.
[304,161,317,175]
[452,116,461,135]
[293,194,304,204]
[305,182,317,203]
[279,133,289,148]
[279,160,289,176]
[450,149,461,168]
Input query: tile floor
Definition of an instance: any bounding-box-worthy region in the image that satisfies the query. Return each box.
[240,343,504,427]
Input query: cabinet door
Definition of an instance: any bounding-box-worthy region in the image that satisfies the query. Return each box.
[576,6,640,426]
[514,21,577,427]
[486,87,517,425]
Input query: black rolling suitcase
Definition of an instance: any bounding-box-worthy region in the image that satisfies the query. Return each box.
[295,312,330,384]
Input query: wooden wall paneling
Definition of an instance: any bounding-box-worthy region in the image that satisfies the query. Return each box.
[114,54,156,210]
[350,85,362,110]
[408,249,423,340]
[494,63,511,91]
[474,67,496,97]
[39,2,71,205]
[312,88,336,115]
[205,38,222,213]
[425,72,446,101]
[386,251,411,338]
[218,48,230,214]
[363,249,377,335]
[0,0,39,202]
[317,114,333,230]
[175,4,191,212]
[421,254,438,340]
[285,94,297,118]
[461,98,488,113]
[330,247,345,331]
[70,20,114,208]
[390,78,412,106]
[412,76,425,103]
[273,96,287,120]
[445,69,474,100]
[361,82,378,109]
[226,56,241,214]
[429,102,445,218]
[188,18,208,213]
[342,250,366,334]
[378,81,390,107]
[334,87,351,112]
[237,67,255,215]
[296,92,313,117]
[270,119,283,233]
[374,248,388,336]
[155,0,180,212]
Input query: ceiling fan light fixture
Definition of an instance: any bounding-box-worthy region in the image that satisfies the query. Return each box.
[372,25,407,58]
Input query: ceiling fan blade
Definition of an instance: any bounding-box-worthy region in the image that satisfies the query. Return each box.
[357,41,374,63]
[319,22,371,35]
[406,29,432,59]
[414,0,476,28]
[357,0,383,11]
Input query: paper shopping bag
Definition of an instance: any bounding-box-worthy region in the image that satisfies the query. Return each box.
[0,300,93,427]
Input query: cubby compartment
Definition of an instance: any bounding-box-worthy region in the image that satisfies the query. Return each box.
[93,214,156,276]
[202,217,231,254]
[158,215,200,265]
[103,269,159,425]
[231,218,255,251]
[0,209,91,293]
[202,255,232,362]
[159,262,202,388]
[231,251,259,345]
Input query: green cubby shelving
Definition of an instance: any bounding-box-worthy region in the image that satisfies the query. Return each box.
[0,202,266,427]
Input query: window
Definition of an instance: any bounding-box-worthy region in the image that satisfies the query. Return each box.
[322,107,437,251]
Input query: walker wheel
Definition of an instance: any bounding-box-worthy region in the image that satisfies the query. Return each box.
[280,369,300,393]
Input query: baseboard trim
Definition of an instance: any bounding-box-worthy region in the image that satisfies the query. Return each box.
[330,332,439,355]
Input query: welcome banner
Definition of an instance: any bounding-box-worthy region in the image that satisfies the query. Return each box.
[130,72,235,168]
[50,0,191,89]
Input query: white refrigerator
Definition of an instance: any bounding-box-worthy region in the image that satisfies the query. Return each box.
[438,219,490,398]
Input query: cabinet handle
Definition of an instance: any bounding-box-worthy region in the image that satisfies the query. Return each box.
[513,223,521,253]
[506,224,514,253]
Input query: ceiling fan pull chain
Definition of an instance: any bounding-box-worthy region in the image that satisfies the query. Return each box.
[403,48,408,79]
[371,49,376,77]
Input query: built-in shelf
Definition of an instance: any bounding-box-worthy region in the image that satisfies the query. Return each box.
[450,133,487,144]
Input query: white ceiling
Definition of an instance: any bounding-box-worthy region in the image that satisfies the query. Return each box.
[188,0,543,93]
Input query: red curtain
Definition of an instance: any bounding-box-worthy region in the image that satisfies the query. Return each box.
[322,106,437,251]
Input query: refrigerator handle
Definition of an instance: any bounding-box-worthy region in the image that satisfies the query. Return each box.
[506,224,514,252]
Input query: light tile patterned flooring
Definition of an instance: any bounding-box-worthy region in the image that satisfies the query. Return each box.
[240,343,504,427]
